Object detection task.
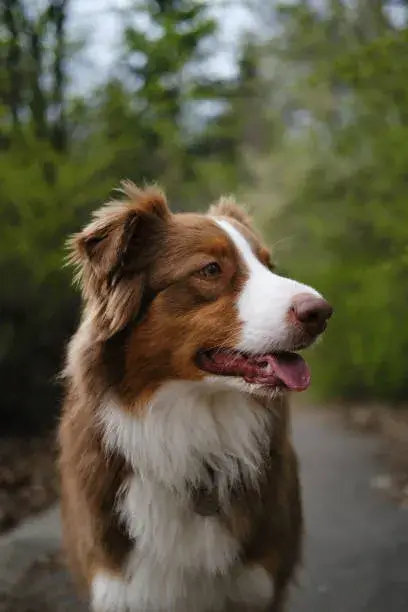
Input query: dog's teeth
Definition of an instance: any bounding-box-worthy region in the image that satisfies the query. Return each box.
[265,363,273,375]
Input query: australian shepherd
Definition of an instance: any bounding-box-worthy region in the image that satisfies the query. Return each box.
[59,183,332,612]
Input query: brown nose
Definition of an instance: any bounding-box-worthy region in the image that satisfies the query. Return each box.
[291,293,333,337]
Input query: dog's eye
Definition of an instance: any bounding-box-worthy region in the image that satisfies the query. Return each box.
[199,262,222,278]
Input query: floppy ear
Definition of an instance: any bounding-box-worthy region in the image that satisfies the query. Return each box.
[208,196,253,230]
[68,182,170,338]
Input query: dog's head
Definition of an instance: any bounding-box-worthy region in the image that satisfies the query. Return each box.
[69,183,332,402]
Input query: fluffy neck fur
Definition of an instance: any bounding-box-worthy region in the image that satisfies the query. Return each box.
[65,314,280,513]
[100,381,274,509]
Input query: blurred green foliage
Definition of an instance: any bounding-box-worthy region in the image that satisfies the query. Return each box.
[248,1,408,403]
[2,0,408,432]
[0,0,262,432]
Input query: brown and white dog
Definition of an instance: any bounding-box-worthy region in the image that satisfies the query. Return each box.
[59,183,332,612]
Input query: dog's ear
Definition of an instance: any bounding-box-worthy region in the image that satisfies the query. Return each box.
[208,196,253,230]
[68,182,170,338]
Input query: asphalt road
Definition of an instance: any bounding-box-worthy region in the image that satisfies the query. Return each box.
[290,409,408,612]
[1,408,407,611]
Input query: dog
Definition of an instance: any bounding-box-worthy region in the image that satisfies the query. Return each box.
[59,182,332,612]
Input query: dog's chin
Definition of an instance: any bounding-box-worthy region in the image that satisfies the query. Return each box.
[200,373,288,401]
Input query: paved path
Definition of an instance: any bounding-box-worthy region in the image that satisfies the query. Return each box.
[1,408,408,611]
[290,409,408,612]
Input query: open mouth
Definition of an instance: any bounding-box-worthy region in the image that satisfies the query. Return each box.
[196,349,311,392]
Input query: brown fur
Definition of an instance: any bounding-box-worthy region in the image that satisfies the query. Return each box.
[209,197,274,270]
[59,388,132,590]
[220,395,302,611]
[208,196,253,229]
[59,184,303,611]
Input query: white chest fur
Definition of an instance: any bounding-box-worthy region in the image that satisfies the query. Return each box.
[96,381,274,612]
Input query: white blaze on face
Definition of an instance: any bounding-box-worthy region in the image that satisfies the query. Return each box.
[215,219,321,354]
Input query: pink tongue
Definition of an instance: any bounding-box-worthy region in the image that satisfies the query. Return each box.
[208,351,311,391]
[250,352,311,391]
